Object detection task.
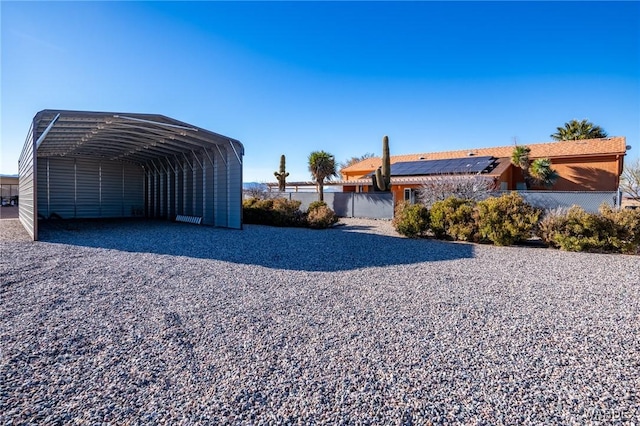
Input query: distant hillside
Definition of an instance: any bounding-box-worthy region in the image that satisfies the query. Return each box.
[243,182,268,190]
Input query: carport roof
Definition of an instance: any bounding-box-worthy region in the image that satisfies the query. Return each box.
[33,109,243,165]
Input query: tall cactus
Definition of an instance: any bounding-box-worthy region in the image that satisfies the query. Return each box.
[374,135,391,191]
[274,154,289,192]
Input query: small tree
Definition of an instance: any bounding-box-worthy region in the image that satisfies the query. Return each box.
[550,119,608,141]
[417,174,497,208]
[243,182,270,199]
[308,150,338,201]
[511,145,533,189]
[620,157,640,200]
[511,145,558,189]
[529,158,559,188]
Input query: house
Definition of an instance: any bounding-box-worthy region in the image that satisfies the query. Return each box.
[340,137,628,203]
[0,175,19,206]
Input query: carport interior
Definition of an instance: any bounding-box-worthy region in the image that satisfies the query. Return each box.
[22,110,243,239]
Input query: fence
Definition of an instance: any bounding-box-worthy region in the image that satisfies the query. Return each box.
[279,192,394,219]
[257,190,619,220]
[505,191,619,213]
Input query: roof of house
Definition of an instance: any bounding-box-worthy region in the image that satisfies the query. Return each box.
[341,137,627,175]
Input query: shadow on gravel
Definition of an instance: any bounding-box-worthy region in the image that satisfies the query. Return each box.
[38,219,474,271]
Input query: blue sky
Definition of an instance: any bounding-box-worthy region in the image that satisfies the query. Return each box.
[2,1,639,182]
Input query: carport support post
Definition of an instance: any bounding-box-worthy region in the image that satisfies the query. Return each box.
[166,164,171,219]
[146,168,152,218]
[183,161,188,215]
[46,158,51,218]
[154,165,159,218]
[192,152,198,216]
[190,150,205,220]
[174,159,180,216]
[204,149,215,225]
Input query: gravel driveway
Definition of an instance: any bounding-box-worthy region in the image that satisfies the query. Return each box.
[1,218,639,424]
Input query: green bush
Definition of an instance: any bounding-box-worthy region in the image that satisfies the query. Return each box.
[537,208,569,248]
[392,201,430,238]
[243,197,304,226]
[599,205,640,254]
[308,201,327,213]
[429,197,476,241]
[306,205,339,229]
[475,192,541,246]
[537,205,617,252]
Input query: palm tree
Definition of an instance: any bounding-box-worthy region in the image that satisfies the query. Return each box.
[529,158,559,188]
[308,150,338,201]
[550,119,608,141]
[511,145,532,189]
[511,146,558,189]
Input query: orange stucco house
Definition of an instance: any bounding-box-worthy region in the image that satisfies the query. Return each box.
[339,137,628,203]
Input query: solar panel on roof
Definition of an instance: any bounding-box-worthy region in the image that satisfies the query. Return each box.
[389,156,496,176]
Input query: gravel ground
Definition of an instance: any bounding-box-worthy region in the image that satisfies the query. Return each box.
[1,217,639,425]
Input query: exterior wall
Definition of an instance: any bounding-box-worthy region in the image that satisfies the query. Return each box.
[225,140,243,229]
[18,124,36,239]
[37,157,145,220]
[550,156,620,191]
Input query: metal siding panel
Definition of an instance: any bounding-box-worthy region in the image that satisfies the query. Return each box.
[18,126,36,239]
[193,157,203,217]
[203,153,215,225]
[183,162,193,216]
[76,158,101,218]
[47,157,76,218]
[159,168,165,218]
[124,163,144,217]
[174,168,182,216]
[213,147,228,226]
[36,158,49,218]
[226,145,242,229]
[166,168,174,219]
[101,161,123,217]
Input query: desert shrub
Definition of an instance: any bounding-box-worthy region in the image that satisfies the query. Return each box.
[537,208,570,248]
[243,197,304,226]
[429,197,476,241]
[538,205,617,252]
[242,198,272,224]
[392,201,430,238]
[475,192,541,246]
[599,204,640,254]
[306,205,339,229]
[308,201,328,213]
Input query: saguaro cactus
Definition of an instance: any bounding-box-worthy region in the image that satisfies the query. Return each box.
[374,135,391,191]
[274,154,289,192]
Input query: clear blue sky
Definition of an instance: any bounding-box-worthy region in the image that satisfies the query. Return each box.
[2,1,639,182]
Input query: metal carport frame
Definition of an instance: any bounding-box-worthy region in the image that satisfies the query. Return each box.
[18,109,244,240]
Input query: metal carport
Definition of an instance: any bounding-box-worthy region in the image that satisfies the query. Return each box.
[18,109,244,240]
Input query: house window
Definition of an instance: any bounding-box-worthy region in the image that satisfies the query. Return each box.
[404,188,415,204]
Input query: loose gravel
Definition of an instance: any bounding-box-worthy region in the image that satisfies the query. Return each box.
[1,218,639,425]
